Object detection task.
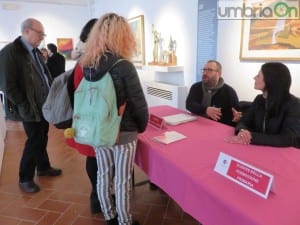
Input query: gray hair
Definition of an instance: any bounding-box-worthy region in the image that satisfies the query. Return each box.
[20,18,35,33]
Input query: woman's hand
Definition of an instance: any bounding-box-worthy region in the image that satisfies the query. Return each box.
[232,107,242,122]
[225,129,252,145]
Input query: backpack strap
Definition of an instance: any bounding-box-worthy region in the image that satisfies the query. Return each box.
[108,58,124,72]
[108,58,126,116]
[109,58,127,144]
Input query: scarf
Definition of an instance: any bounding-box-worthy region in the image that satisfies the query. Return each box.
[201,77,224,108]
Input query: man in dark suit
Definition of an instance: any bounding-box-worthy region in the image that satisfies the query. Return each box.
[0,18,62,193]
[47,43,66,79]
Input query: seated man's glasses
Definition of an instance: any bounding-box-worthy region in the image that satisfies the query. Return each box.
[202,68,218,73]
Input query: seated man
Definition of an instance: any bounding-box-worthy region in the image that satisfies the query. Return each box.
[186,60,241,126]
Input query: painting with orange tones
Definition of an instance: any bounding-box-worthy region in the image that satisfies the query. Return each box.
[240,0,300,60]
[248,19,300,50]
[57,38,73,60]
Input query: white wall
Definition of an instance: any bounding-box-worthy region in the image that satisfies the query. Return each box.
[0,1,90,69]
[91,0,300,102]
[90,0,199,88]
[1,0,299,102]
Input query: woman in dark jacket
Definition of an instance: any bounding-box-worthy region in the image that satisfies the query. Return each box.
[67,18,101,215]
[79,13,148,225]
[227,62,300,148]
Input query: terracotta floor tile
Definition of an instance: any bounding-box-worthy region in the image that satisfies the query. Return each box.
[48,191,88,204]
[0,215,22,225]
[165,198,184,219]
[38,199,70,212]
[0,121,201,225]
[1,203,45,221]
[147,205,166,221]
[53,203,90,225]
[23,190,54,208]
[72,216,104,225]
[0,192,18,208]
[36,211,61,225]
[19,221,36,225]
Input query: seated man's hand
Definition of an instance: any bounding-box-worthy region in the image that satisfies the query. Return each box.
[206,106,222,121]
[232,107,242,122]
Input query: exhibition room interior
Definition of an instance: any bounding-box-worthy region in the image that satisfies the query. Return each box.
[1,0,300,225]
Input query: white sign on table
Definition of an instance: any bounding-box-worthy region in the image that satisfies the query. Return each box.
[214,152,274,199]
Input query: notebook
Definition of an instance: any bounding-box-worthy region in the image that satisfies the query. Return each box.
[152,131,187,144]
[162,113,197,125]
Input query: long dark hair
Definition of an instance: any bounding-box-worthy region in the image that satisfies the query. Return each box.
[261,62,291,117]
[79,18,98,43]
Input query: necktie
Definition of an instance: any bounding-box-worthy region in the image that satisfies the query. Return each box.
[32,48,50,88]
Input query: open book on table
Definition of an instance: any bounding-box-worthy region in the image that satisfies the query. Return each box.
[152,131,186,144]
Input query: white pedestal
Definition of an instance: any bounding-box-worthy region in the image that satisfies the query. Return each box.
[141,65,184,73]
[139,65,184,86]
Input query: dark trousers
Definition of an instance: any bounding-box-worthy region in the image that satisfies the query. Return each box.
[86,156,98,199]
[19,117,51,182]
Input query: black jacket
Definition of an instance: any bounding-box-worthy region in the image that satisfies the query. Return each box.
[0,36,52,121]
[69,52,148,133]
[47,52,66,78]
[186,81,239,126]
[235,94,300,148]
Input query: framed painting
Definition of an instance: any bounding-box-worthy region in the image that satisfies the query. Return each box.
[240,0,300,61]
[57,38,73,60]
[128,15,145,66]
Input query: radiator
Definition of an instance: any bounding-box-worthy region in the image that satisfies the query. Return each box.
[143,81,187,110]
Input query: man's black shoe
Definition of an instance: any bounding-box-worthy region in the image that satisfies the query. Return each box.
[37,167,62,176]
[19,181,40,193]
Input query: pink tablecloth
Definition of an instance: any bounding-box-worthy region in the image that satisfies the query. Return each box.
[135,105,300,225]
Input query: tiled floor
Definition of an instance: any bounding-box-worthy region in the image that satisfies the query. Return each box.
[0,121,200,225]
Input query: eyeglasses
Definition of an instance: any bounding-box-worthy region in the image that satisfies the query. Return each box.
[28,27,46,37]
[202,68,218,73]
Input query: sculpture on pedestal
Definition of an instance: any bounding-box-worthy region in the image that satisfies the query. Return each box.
[152,24,160,63]
[149,25,177,66]
[168,36,177,65]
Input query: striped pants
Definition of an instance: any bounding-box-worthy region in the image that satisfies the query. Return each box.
[94,140,137,225]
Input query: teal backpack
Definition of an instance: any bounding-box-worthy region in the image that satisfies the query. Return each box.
[72,59,123,147]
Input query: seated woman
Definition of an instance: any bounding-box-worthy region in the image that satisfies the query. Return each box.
[226,62,300,148]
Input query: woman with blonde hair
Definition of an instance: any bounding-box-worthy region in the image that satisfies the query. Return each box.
[80,13,148,225]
